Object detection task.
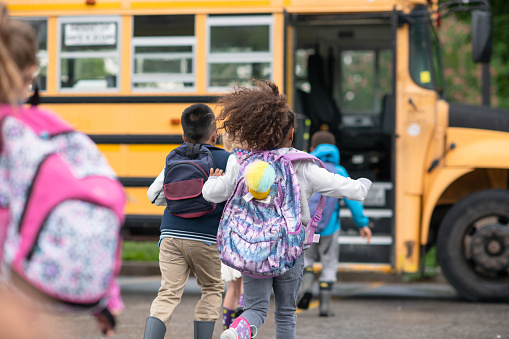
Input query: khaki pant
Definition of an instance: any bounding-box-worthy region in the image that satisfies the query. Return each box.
[150,237,224,325]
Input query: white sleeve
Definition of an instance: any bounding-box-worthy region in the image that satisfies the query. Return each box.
[302,162,369,201]
[202,154,239,203]
[147,168,166,206]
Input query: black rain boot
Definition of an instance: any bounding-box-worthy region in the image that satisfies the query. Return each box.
[319,281,334,317]
[194,320,216,339]
[297,266,315,309]
[143,316,166,339]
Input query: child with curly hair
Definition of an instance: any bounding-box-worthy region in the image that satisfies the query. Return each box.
[202,79,371,339]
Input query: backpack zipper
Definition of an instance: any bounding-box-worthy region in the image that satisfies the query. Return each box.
[18,153,51,232]
[166,161,209,177]
[174,148,216,170]
[25,212,54,261]
[17,132,76,232]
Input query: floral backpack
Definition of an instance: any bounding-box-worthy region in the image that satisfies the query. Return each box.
[217,149,325,278]
[0,104,125,309]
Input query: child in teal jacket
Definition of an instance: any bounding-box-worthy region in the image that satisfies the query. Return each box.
[297,131,371,316]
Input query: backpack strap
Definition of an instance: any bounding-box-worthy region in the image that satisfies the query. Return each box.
[0,105,75,156]
[280,152,326,245]
[186,142,202,159]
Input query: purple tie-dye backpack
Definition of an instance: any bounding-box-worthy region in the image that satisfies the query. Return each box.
[0,105,125,309]
[217,149,325,278]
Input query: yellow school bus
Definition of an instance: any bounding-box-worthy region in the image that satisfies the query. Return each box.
[9,0,509,302]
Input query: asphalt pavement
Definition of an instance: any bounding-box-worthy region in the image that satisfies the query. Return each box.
[26,274,509,339]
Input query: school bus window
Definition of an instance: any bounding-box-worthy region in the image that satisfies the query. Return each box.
[207,15,273,89]
[341,51,376,114]
[132,15,195,91]
[340,49,393,118]
[58,16,121,92]
[430,26,445,96]
[18,17,47,91]
[409,20,434,90]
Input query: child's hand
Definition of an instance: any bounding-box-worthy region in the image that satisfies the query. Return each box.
[358,178,372,191]
[359,226,372,244]
[95,308,117,337]
[210,168,225,177]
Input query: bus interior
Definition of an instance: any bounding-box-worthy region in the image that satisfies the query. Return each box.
[292,14,395,264]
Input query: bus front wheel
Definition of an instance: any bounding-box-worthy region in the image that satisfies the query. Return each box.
[437,189,509,302]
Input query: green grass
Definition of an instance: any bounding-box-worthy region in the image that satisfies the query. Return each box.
[424,246,438,267]
[402,246,439,282]
[122,240,160,261]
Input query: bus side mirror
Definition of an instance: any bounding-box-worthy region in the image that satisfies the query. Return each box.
[471,10,492,63]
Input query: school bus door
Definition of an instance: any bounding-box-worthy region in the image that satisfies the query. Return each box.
[286,11,397,272]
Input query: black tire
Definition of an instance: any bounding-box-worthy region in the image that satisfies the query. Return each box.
[437,189,509,302]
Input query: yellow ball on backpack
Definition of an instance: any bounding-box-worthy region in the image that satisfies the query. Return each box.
[244,160,276,200]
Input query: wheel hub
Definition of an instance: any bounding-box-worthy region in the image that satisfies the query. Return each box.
[470,225,509,272]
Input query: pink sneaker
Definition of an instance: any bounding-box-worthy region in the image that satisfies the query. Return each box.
[220,317,257,339]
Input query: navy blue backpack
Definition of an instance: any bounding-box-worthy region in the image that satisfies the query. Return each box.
[163,143,216,218]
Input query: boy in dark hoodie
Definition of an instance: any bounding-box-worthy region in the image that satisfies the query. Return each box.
[143,104,230,339]
[297,131,372,316]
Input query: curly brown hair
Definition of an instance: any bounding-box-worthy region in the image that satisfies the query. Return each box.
[216,79,295,150]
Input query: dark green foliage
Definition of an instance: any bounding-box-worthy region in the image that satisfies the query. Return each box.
[438,0,509,108]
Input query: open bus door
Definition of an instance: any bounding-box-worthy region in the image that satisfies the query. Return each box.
[287,11,397,272]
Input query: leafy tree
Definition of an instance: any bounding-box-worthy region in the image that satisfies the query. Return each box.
[490,0,509,108]
[438,0,509,108]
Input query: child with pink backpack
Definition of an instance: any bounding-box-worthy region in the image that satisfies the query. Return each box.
[0,6,125,337]
[202,79,372,339]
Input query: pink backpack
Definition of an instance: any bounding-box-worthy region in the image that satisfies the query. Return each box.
[0,105,125,308]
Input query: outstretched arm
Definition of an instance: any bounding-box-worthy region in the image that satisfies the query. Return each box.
[303,162,370,201]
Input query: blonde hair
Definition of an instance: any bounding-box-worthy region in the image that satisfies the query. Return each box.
[0,4,37,105]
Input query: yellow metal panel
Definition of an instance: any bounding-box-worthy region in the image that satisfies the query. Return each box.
[8,0,122,15]
[283,0,419,13]
[130,1,274,11]
[124,144,175,177]
[420,167,472,245]
[8,0,426,16]
[394,22,439,274]
[446,128,509,169]
[195,14,207,94]
[97,144,124,176]
[39,103,207,134]
[272,13,284,89]
[47,16,58,95]
[125,187,165,215]
[311,263,394,274]
[336,263,394,274]
[98,144,180,177]
[423,99,449,174]
[394,23,420,274]
[120,15,132,94]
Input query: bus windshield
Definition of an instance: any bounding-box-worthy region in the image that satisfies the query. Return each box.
[409,17,445,96]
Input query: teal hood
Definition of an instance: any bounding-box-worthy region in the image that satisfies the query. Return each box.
[310,143,340,165]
